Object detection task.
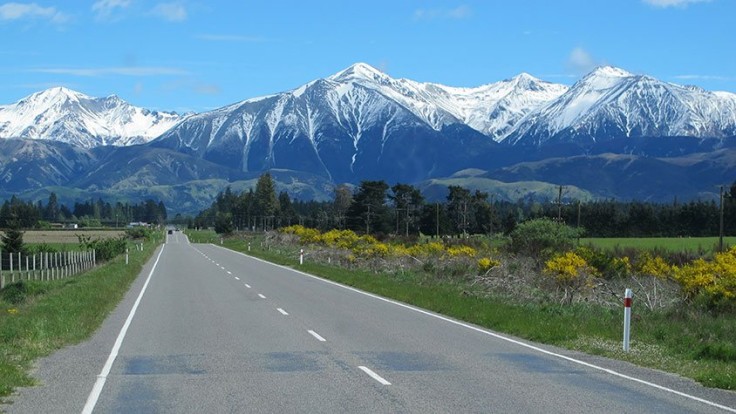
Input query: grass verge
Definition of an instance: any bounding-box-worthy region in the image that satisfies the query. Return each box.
[0,239,159,403]
[215,231,736,391]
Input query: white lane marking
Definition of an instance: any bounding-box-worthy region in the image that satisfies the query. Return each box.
[234,276,240,280]
[359,366,391,385]
[227,271,232,275]
[81,245,166,414]
[218,246,736,413]
[220,266,226,270]
[277,308,289,315]
[308,330,326,342]
[245,284,251,288]
[258,294,266,299]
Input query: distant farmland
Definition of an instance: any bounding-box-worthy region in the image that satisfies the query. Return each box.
[22,230,125,245]
[583,237,736,253]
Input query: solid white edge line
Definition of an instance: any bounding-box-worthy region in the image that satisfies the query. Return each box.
[258,293,266,299]
[308,330,326,342]
[359,366,391,385]
[277,308,289,315]
[214,245,736,413]
[81,245,166,414]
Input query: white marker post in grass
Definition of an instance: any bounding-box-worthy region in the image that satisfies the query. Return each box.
[299,249,304,265]
[623,288,633,352]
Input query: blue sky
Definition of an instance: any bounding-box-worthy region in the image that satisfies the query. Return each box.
[1,0,734,113]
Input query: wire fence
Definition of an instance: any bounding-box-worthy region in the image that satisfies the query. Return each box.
[0,249,96,289]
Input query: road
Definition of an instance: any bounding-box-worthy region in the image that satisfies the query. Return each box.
[7,231,736,413]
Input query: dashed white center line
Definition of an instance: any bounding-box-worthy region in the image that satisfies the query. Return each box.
[234,276,240,280]
[277,308,289,315]
[307,330,326,342]
[359,366,391,385]
[227,271,232,275]
[258,294,266,299]
[245,284,251,288]
[220,266,225,270]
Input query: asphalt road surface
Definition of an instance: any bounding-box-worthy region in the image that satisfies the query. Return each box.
[7,231,736,413]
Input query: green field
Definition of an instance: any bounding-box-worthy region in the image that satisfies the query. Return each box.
[582,237,736,253]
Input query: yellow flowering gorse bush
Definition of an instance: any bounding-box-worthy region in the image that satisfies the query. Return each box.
[674,247,736,304]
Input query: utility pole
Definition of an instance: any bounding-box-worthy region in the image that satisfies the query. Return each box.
[556,185,564,222]
[436,202,439,238]
[720,185,725,252]
[405,206,410,237]
[577,200,582,245]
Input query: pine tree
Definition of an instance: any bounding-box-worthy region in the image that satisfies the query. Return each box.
[254,173,280,230]
[1,220,26,254]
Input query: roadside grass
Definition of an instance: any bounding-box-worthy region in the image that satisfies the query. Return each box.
[213,232,736,391]
[0,238,159,403]
[583,236,736,254]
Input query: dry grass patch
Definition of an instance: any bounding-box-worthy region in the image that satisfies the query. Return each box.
[22,230,125,244]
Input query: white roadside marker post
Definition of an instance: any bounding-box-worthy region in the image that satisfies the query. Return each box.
[623,288,633,352]
[126,248,129,265]
[299,249,304,265]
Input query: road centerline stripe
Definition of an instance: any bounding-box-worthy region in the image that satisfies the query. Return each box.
[81,245,166,414]
[258,293,266,299]
[245,284,251,288]
[359,366,391,385]
[308,330,326,342]
[234,276,240,280]
[277,308,289,315]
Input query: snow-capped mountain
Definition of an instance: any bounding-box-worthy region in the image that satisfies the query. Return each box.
[506,66,736,145]
[0,87,183,148]
[325,63,568,141]
[152,63,572,183]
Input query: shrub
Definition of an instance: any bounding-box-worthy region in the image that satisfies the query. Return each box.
[508,219,583,260]
[674,247,736,310]
[543,251,597,304]
[477,257,501,273]
[125,227,152,240]
[79,235,127,262]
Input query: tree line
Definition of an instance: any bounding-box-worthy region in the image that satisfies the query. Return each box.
[0,193,168,228]
[195,173,736,238]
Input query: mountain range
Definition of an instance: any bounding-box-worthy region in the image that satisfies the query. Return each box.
[0,63,734,214]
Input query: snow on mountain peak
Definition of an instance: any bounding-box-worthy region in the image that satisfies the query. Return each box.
[588,66,633,78]
[0,87,182,148]
[328,62,388,83]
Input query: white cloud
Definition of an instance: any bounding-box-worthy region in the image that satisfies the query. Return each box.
[567,47,600,73]
[150,2,186,22]
[91,0,131,20]
[0,2,69,23]
[195,34,266,42]
[642,0,711,8]
[31,66,189,77]
[413,5,471,21]
[194,83,220,95]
